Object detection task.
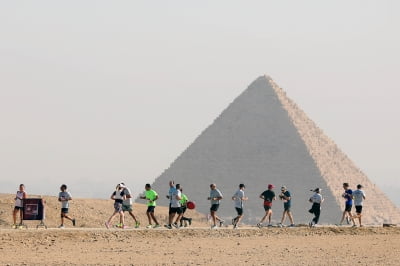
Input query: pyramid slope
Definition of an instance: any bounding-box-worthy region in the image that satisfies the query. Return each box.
[271,79,400,224]
[146,76,349,224]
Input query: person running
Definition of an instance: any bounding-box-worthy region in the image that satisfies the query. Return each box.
[139,184,161,228]
[12,184,27,228]
[105,183,127,229]
[58,184,76,228]
[178,186,192,227]
[338,182,355,226]
[231,184,248,229]
[278,186,295,227]
[352,184,366,227]
[165,183,182,229]
[309,188,324,227]
[166,180,176,212]
[120,182,140,228]
[208,183,224,229]
[257,184,276,228]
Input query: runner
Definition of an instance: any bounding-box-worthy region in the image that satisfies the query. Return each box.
[208,183,224,229]
[166,180,176,213]
[309,188,324,227]
[165,183,182,229]
[139,184,160,228]
[120,182,140,228]
[338,183,355,226]
[231,184,248,229]
[278,186,295,227]
[12,184,27,228]
[178,186,192,227]
[352,184,366,227]
[105,183,127,229]
[58,184,76,228]
[257,184,276,228]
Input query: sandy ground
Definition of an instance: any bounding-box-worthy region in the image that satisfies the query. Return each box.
[0,226,399,265]
[1,193,399,265]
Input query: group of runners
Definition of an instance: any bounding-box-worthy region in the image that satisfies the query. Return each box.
[207,182,366,229]
[207,183,295,229]
[11,181,366,229]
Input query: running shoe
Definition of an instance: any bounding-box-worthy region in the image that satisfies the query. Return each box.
[172,223,179,228]
[211,225,217,229]
[12,224,17,229]
[122,225,129,229]
[219,220,225,227]
[277,223,283,228]
[257,223,262,228]
[135,221,140,228]
[72,219,76,226]
[153,224,161,228]
[146,224,153,228]
[267,224,273,227]
[188,218,192,226]
[289,224,295,227]
[233,224,238,229]
[58,224,65,229]
[165,224,173,229]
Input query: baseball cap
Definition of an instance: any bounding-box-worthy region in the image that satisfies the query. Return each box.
[268,184,275,189]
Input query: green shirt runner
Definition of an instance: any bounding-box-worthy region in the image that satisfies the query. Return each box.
[145,189,158,207]
[180,193,188,206]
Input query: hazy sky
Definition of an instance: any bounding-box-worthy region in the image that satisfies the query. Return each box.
[1,1,399,206]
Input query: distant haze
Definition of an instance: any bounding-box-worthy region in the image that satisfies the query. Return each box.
[0,1,399,208]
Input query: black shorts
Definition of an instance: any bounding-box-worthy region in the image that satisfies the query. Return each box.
[263,205,272,211]
[122,204,133,212]
[181,206,187,214]
[147,206,156,213]
[355,205,363,214]
[170,207,183,214]
[284,204,291,212]
[61,208,69,214]
[210,204,219,212]
[14,206,24,210]
[235,207,243,216]
[344,204,352,212]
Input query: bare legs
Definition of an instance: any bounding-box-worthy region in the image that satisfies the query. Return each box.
[106,211,124,228]
[258,209,272,226]
[340,210,355,226]
[210,210,223,227]
[146,211,159,226]
[12,208,23,225]
[280,210,294,225]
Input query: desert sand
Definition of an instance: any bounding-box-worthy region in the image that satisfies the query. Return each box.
[1,194,399,265]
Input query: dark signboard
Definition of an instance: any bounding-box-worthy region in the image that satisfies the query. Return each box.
[23,198,45,220]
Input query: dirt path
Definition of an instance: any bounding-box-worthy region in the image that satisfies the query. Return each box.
[1,226,399,265]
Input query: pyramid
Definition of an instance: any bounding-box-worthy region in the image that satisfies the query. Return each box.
[144,75,400,225]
